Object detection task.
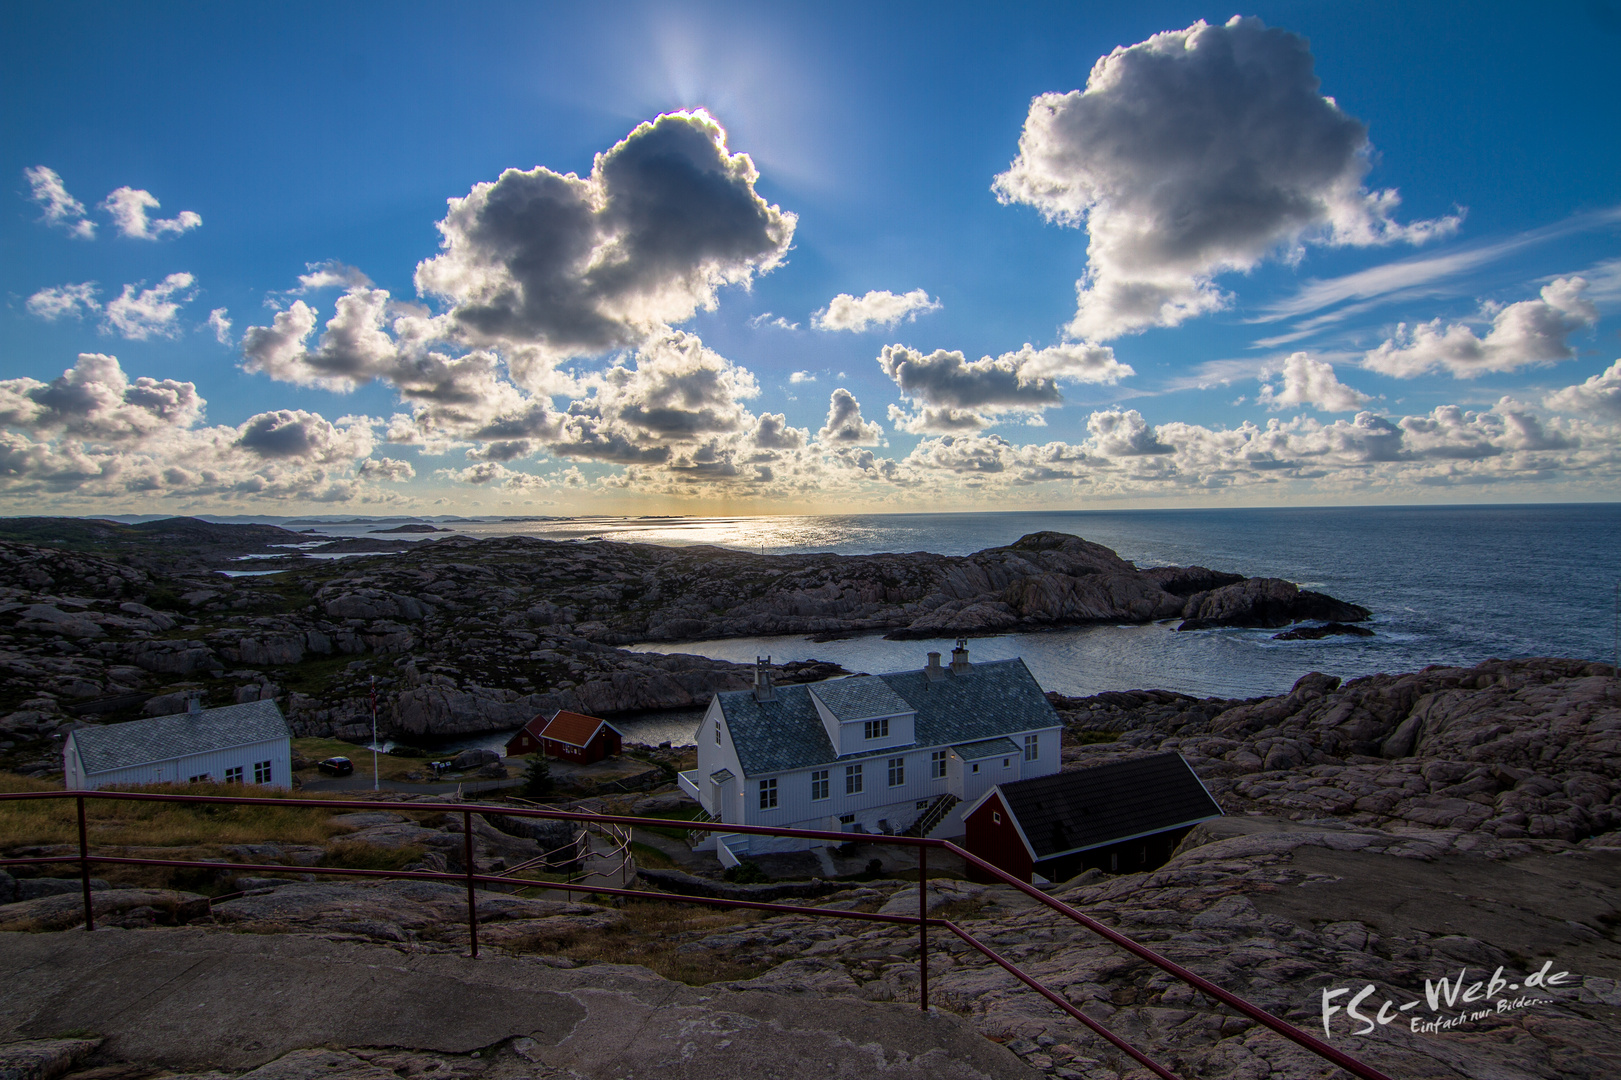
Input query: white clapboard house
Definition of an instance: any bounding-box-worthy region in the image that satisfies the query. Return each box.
[63,698,293,791]
[679,643,1063,867]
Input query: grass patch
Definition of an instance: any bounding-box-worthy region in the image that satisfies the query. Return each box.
[632,805,707,841]
[292,738,426,783]
[0,773,347,849]
[320,840,424,872]
[500,898,769,984]
[628,840,679,870]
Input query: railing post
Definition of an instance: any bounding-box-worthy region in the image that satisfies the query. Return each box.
[918,842,928,1011]
[77,795,93,932]
[462,809,478,958]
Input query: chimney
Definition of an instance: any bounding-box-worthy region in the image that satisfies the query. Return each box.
[753,655,776,702]
[950,638,971,673]
[187,695,203,716]
[924,651,945,681]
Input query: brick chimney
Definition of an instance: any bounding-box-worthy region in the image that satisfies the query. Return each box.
[950,638,971,673]
[925,651,946,681]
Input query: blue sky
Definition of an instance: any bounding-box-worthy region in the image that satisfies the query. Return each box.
[3,1,1618,515]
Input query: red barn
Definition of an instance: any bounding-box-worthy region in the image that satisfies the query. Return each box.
[962,753,1222,884]
[506,710,623,764]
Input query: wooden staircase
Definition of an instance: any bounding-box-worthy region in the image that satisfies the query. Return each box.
[902,792,959,838]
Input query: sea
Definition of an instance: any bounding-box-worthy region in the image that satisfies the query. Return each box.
[277,503,1621,750]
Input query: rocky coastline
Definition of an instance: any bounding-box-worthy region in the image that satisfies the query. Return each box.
[0,520,1367,754]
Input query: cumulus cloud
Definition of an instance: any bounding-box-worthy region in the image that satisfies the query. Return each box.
[812,289,940,332]
[1257,353,1370,411]
[1364,277,1598,379]
[788,370,816,384]
[817,388,883,445]
[415,110,795,362]
[26,283,100,321]
[295,260,373,292]
[749,312,798,331]
[0,353,404,505]
[879,341,1130,432]
[101,186,202,240]
[24,167,94,238]
[102,273,197,339]
[994,16,1457,341]
[1546,360,1621,419]
[208,308,233,345]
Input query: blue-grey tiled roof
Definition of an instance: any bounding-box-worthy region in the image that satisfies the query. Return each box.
[808,676,913,721]
[954,737,1020,760]
[71,700,291,775]
[717,658,1061,777]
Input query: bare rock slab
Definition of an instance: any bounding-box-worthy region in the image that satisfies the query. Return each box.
[0,929,1036,1079]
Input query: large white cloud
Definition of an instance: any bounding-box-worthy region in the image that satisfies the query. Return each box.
[101,186,202,240]
[102,273,197,339]
[26,283,100,322]
[0,354,404,504]
[879,341,1131,432]
[415,110,795,362]
[1364,277,1597,378]
[1257,353,1370,412]
[24,167,94,238]
[817,388,883,446]
[1546,360,1621,419]
[812,289,940,332]
[994,16,1456,341]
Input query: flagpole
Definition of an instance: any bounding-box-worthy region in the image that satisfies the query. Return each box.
[370,676,380,793]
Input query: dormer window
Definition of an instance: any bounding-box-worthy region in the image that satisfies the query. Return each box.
[864,717,889,740]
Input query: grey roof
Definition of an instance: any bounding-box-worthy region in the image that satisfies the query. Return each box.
[954,737,1020,760]
[808,677,913,721]
[70,700,291,775]
[994,753,1223,861]
[716,658,1061,777]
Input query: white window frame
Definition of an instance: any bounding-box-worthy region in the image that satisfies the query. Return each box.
[811,769,829,801]
[253,760,272,784]
[887,757,905,787]
[1023,733,1039,761]
[224,766,244,783]
[845,764,864,795]
[759,777,778,810]
[863,717,890,740]
[930,750,947,779]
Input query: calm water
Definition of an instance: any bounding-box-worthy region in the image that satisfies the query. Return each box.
[297,505,1619,748]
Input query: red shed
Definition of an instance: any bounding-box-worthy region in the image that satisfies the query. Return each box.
[508,710,623,764]
[962,753,1223,884]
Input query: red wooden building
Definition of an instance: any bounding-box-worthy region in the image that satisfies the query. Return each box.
[505,710,623,764]
[962,753,1222,883]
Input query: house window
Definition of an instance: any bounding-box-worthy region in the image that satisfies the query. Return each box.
[1024,734,1039,761]
[759,778,778,810]
[863,717,889,740]
[189,774,209,784]
[224,766,244,783]
[714,722,721,745]
[971,762,979,774]
[930,750,947,779]
[845,764,863,795]
[1003,758,1010,768]
[811,770,829,801]
[253,760,272,784]
[993,811,1002,824]
[887,757,905,787]
[839,814,855,828]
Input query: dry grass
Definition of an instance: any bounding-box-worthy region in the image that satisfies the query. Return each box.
[0,773,348,849]
[320,840,424,872]
[500,898,771,984]
[292,738,428,784]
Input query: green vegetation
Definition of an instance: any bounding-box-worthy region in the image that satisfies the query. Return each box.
[522,756,555,798]
[320,840,425,872]
[722,859,767,884]
[291,738,424,784]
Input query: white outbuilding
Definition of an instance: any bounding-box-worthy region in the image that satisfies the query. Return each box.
[62,698,293,791]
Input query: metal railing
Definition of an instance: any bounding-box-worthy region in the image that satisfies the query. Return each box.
[0,789,1392,1080]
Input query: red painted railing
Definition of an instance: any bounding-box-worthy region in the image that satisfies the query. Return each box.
[0,789,1392,1080]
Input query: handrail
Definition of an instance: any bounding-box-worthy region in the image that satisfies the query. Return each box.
[0,788,1392,1080]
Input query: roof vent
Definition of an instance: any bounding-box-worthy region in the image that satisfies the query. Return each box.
[753,655,776,702]
[924,651,945,682]
[950,638,971,673]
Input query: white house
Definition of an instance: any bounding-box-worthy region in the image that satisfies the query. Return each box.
[63,698,293,791]
[679,643,1064,867]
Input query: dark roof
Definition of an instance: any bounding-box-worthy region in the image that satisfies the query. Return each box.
[954,737,1020,760]
[716,658,1061,777]
[808,677,913,721]
[539,710,619,747]
[989,753,1223,860]
[70,700,291,775]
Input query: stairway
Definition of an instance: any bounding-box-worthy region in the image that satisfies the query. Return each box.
[902,792,959,838]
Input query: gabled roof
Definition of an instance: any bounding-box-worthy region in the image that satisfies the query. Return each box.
[974,753,1223,861]
[70,700,290,775]
[808,677,913,721]
[539,710,620,748]
[715,657,1061,777]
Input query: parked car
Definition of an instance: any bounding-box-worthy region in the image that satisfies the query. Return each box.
[317,756,354,777]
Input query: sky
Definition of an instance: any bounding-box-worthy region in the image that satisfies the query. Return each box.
[3,1,1619,517]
